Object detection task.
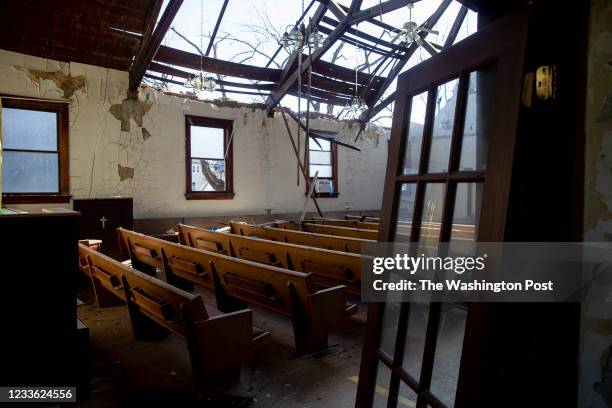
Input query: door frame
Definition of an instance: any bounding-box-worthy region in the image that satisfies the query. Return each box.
[356,8,531,408]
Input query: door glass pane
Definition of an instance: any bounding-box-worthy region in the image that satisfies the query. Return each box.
[402,91,428,174]
[372,361,393,407]
[192,158,226,191]
[379,302,401,358]
[2,151,59,193]
[451,183,483,242]
[394,183,417,242]
[429,303,468,407]
[419,183,446,245]
[2,108,58,151]
[191,126,224,159]
[398,381,418,408]
[401,302,430,379]
[427,79,459,173]
[459,65,496,171]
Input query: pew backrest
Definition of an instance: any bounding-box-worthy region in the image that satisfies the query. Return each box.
[229,222,371,254]
[179,223,363,294]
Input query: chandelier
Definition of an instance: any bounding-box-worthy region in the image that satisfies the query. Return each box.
[279,20,325,53]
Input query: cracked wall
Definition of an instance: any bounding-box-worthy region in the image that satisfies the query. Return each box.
[0,48,387,219]
[582,0,612,407]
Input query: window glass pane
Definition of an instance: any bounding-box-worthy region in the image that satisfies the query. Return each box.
[2,108,58,151]
[451,183,483,242]
[379,302,401,358]
[398,380,418,408]
[395,183,417,242]
[401,302,430,379]
[427,78,459,173]
[419,183,446,246]
[309,165,332,178]
[459,66,496,171]
[429,303,468,407]
[190,126,224,159]
[309,151,331,165]
[309,138,330,151]
[402,91,428,174]
[191,158,225,191]
[372,361,393,408]
[2,151,59,193]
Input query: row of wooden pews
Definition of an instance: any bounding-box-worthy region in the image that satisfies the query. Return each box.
[273,220,379,240]
[177,223,363,295]
[78,217,381,390]
[116,228,357,355]
[229,222,373,254]
[78,243,268,390]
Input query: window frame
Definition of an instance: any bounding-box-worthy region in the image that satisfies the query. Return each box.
[306,136,339,198]
[185,115,234,200]
[1,97,70,204]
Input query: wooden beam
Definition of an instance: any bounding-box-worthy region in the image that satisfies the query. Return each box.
[364,0,452,110]
[320,16,408,52]
[148,62,276,90]
[205,0,230,57]
[265,0,369,112]
[444,5,469,48]
[279,108,324,217]
[129,0,184,91]
[317,25,403,58]
[265,2,330,112]
[154,45,282,82]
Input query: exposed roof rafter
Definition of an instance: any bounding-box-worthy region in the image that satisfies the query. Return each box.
[129,0,184,91]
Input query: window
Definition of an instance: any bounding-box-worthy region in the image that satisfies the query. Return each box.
[307,136,338,198]
[185,116,233,199]
[1,98,70,203]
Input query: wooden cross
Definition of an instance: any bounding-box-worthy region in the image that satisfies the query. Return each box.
[100,216,108,229]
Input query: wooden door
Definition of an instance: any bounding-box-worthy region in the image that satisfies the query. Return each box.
[356,8,530,408]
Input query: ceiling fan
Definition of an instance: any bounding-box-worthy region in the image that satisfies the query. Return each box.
[391,3,443,51]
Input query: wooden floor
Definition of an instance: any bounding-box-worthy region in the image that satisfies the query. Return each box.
[76,285,367,408]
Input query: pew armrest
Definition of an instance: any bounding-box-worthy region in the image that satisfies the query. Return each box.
[195,309,254,371]
[307,285,349,328]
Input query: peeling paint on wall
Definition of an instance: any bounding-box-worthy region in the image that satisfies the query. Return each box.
[109,98,152,131]
[117,164,134,181]
[18,68,86,98]
[141,127,151,141]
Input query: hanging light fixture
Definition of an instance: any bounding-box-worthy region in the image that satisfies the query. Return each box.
[184,0,216,96]
[278,1,326,54]
[307,26,324,51]
[342,24,368,120]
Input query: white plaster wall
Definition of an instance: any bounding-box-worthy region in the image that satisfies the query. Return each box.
[0,49,387,219]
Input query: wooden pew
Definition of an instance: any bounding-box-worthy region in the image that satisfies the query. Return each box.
[345,214,381,223]
[78,239,102,276]
[305,218,380,231]
[117,228,356,354]
[275,221,379,240]
[230,222,372,254]
[79,243,266,389]
[178,223,363,295]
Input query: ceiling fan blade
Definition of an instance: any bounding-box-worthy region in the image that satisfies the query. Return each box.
[418,27,440,35]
